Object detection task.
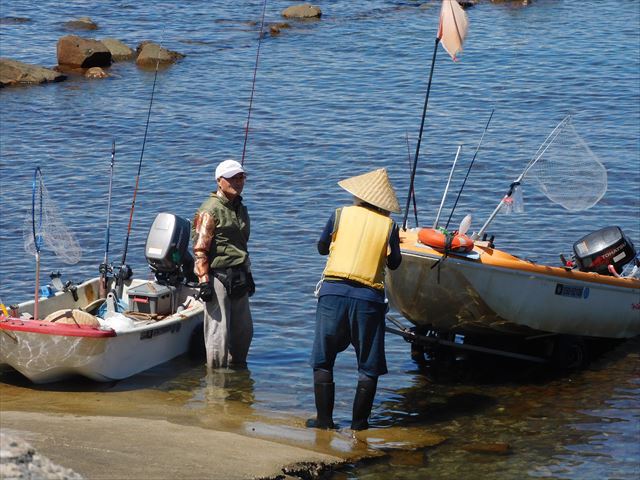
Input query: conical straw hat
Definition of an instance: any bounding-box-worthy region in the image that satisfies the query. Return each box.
[338,168,400,213]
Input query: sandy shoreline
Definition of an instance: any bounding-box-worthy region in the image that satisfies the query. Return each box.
[0,408,448,479]
[0,411,345,479]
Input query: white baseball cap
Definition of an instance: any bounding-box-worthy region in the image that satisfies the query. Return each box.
[215,159,246,180]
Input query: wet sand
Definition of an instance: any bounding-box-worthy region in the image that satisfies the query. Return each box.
[0,363,449,479]
[0,410,447,479]
[1,411,345,480]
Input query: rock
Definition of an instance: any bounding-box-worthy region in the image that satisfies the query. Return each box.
[0,17,31,25]
[461,441,512,455]
[282,4,322,19]
[135,42,185,68]
[490,0,532,5]
[57,35,111,68]
[101,38,134,61]
[63,17,98,30]
[85,67,108,79]
[269,22,291,36]
[0,432,84,479]
[0,58,66,87]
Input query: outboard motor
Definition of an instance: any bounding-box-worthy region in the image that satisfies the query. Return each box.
[573,226,637,275]
[145,212,197,286]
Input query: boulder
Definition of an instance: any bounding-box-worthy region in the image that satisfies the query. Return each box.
[101,38,134,61]
[64,16,98,30]
[57,35,111,68]
[135,42,185,68]
[282,4,322,19]
[0,58,66,87]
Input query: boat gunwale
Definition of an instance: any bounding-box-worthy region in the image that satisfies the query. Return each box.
[397,238,640,290]
[0,317,116,338]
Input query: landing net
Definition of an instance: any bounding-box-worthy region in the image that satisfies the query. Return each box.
[22,167,82,265]
[525,115,607,211]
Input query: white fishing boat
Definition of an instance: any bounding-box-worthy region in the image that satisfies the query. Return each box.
[0,278,203,384]
[386,116,640,366]
[387,228,640,339]
[0,210,204,384]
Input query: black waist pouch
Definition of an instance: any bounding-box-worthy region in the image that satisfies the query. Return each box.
[213,267,255,299]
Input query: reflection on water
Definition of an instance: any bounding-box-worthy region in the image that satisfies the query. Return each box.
[331,339,640,479]
[1,338,638,478]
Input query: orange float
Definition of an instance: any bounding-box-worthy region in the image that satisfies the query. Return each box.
[417,228,475,253]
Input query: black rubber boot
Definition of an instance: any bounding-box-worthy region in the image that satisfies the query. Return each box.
[351,378,377,431]
[306,382,336,430]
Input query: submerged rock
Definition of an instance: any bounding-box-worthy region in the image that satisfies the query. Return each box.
[63,17,98,31]
[84,67,109,79]
[0,58,66,87]
[269,22,291,36]
[0,17,31,25]
[135,41,185,68]
[461,441,512,455]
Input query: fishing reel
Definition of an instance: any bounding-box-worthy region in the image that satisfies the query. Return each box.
[115,264,133,282]
[48,271,79,301]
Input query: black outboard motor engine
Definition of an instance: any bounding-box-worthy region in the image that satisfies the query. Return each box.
[573,226,637,275]
[145,212,197,286]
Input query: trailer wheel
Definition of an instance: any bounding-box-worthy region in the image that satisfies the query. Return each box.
[410,343,428,366]
[552,335,589,370]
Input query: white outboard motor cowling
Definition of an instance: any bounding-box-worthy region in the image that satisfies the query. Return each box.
[145,212,195,285]
[573,226,636,275]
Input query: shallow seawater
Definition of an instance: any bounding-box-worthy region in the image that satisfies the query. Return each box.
[1,0,639,478]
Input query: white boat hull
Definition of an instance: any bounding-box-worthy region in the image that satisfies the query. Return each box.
[387,232,640,339]
[0,278,204,383]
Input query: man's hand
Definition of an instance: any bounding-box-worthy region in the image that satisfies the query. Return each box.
[197,282,214,302]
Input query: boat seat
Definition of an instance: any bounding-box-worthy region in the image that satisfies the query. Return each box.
[43,309,101,327]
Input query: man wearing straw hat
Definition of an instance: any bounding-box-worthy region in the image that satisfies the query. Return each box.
[308,168,402,431]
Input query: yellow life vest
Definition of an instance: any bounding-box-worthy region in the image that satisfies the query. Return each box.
[323,205,393,290]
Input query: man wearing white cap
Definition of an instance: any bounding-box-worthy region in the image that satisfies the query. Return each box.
[308,168,402,430]
[192,159,254,368]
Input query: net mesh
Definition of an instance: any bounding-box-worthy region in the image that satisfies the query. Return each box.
[22,169,82,265]
[526,116,607,211]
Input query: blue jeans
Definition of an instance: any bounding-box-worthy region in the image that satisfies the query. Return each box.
[310,295,388,377]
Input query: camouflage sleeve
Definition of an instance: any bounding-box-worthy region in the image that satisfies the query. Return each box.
[192,210,216,283]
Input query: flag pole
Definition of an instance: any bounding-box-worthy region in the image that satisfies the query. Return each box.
[402,37,440,231]
[405,132,419,226]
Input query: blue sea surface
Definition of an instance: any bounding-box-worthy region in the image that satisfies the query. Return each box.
[1,1,639,478]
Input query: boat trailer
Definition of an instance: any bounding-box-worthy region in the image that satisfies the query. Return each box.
[385,314,551,365]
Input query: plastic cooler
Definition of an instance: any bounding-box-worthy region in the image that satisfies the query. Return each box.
[127,282,174,315]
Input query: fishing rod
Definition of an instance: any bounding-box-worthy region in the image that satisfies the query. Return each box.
[402,37,440,231]
[99,140,116,299]
[444,109,494,230]
[32,167,43,320]
[115,39,164,297]
[433,144,461,229]
[405,132,418,227]
[240,0,268,166]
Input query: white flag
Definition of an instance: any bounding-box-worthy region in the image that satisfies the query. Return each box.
[437,0,469,61]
